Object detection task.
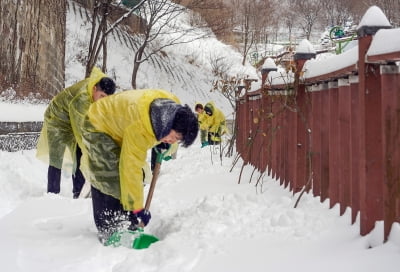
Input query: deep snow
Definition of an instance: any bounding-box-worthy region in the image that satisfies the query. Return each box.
[0,142,400,272]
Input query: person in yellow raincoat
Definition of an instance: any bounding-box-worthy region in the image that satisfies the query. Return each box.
[78,89,199,243]
[199,102,227,147]
[36,67,116,198]
[194,103,210,148]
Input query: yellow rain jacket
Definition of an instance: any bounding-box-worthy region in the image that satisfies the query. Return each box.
[203,102,227,135]
[194,103,208,143]
[80,89,180,212]
[36,67,108,173]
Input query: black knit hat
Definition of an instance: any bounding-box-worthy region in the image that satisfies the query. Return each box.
[97,77,116,95]
[204,105,212,116]
[150,99,199,147]
[172,105,199,147]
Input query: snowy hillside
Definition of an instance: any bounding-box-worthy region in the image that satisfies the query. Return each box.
[65,1,258,118]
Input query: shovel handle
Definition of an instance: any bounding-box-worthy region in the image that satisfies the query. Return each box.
[137,159,162,228]
[144,161,161,210]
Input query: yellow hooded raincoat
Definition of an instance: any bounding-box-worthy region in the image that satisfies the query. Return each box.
[79,89,180,212]
[203,102,227,135]
[36,67,108,173]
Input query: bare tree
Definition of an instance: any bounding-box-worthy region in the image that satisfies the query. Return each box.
[85,0,146,77]
[211,75,245,157]
[130,0,211,88]
[86,0,111,76]
[320,0,356,26]
[280,10,296,43]
[183,0,235,44]
[227,0,275,65]
[289,0,323,40]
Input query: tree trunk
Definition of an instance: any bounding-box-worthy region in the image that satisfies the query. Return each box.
[0,0,65,99]
[131,43,146,89]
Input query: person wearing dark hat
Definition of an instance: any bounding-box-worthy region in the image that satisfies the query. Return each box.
[202,102,227,145]
[36,67,116,199]
[78,89,199,243]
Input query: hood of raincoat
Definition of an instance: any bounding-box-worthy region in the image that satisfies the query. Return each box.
[204,102,215,116]
[87,67,107,102]
[201,101,226,133]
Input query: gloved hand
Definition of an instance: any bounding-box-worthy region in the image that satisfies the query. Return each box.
[201,141,209,148]
[163,155,172,161]
[155,143,170,153]
[134,209,151,226]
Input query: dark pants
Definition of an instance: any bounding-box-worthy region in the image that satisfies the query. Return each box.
[91,186,138,243]
[47,147,85,198]
[208,132,221,145]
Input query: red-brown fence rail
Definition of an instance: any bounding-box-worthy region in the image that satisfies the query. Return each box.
[236,17,400,242]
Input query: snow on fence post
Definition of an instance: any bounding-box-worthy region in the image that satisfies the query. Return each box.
[357,6,392,238]
[293,40,316,194]
[364,21,400,240]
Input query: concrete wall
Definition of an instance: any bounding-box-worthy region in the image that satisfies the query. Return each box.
[0,121,43,152]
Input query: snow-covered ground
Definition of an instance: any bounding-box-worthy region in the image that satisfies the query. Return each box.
[0,140,400,272]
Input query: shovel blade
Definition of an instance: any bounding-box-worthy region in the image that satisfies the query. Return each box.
[132,233,159,249]
[105,229,159,249]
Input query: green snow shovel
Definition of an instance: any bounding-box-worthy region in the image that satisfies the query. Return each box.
[105,228,159,249]
[106,148,168,249]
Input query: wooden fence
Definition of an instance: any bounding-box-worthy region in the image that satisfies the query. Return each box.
[236,18,400,242]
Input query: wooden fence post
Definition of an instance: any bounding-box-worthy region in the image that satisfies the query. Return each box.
[357,22,390,236]
[380,64,400,240]
[320,84,330,203]
[310,85,322,198]
[338,78,352,216]
[293,52,315,193]
[350,75,361,224]
[328,81,340,209]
